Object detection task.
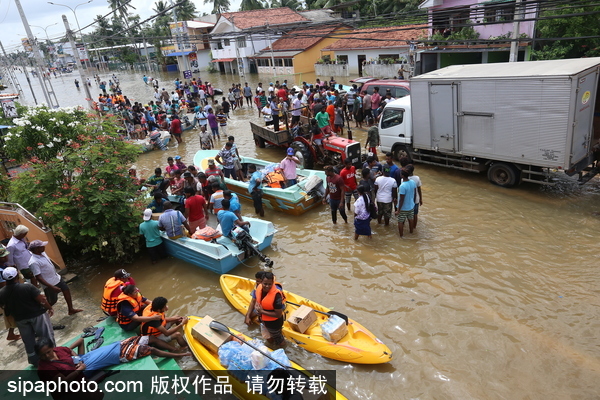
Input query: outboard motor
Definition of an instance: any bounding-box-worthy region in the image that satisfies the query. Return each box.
[303,175,325,199]
[149,130,168,151]
[231,226,274,270]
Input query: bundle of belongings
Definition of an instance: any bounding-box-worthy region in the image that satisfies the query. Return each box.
[191,226,222,241]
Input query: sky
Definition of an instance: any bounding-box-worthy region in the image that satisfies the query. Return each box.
[0,0,242,53]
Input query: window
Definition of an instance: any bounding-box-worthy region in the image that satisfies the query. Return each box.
[484,1,515,23]
[379,54,399,61]
[236,37,246,48]
[432,6,471,33]
[211,41,222,50]
[274,59,283,67]
[257,59,271,67]
[381,109,404,129]
[337,55,348,64]
[223,39,230,46]
[284,59,293,67]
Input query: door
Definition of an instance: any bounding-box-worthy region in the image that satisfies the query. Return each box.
[429,83,457,152]
[571,71,597,164]
[358,55,366,76]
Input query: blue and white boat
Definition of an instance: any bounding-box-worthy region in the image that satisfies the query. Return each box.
[160,217,275,274]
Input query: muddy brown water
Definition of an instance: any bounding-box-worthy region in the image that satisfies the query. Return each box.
[2,70,600,399]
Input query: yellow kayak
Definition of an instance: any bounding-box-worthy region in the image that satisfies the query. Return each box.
[219,274,393,364]
[183,316,348,400]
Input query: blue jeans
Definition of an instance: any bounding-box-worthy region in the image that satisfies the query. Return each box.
[211,127,219,138]
[328,198,347,223]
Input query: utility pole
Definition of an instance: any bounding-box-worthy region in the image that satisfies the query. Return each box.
[0,41,23,95]
[266,21,276,78]
[14,0,59,108]
[63,15,94,110]
[170,0,189,76]
[509,0,523,62]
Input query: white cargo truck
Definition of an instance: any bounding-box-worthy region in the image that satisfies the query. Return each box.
[378,58,600,187]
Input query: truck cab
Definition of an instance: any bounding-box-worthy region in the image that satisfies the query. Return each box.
[379,96,413,160]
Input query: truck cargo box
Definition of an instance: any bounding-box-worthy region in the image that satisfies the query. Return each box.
[410,58,600,170]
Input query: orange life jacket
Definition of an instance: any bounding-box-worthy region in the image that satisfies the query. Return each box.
[256,284,286,321]
[100,278,122,316]
[140,305,166,336]
[265,170,286,188]
[116,292,143,325]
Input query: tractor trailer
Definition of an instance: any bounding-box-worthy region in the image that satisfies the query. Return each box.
[379,58,600,187]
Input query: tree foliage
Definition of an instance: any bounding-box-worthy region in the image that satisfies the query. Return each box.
[6,108,144,263]
[533,1,600,60]
[205,0,231,14]
[240,0,265,11]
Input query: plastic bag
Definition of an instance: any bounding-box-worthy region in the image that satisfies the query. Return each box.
[250,345,269,370]
[321,314,348,343]
[260,323,272,340]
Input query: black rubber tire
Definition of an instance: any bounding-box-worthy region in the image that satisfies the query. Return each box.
[254,134,266,148]
[393,145,412,163]
[487,162,520,188]
[291,141,314,169]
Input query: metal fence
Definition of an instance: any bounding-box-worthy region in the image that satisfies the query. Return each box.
[105,62,161,73]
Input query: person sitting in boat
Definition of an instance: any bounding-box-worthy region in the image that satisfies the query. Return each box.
[140,296,189,354]
[158,201,190,240]
[217,199,250,238]
[245,271,283,326]
[35,335,190,399]
[147,192,165,213]
[254,272,286,346]
[115,284,157,332]
[222,190,242,219]
[100,269,135,317]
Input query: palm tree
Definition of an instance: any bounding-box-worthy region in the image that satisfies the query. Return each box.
[204,0,231,15]
[269,0,299,10]
[240,0,265,11]
[176,0,197,20]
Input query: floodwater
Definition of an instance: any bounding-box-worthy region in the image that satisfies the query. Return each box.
[4,69,600,399]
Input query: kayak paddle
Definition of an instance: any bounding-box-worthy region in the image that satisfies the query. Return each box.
[208,320,299,371]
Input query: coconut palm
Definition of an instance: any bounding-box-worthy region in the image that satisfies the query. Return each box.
[269,0,300,10]
[204,0,231,15]
[240,0,265,11]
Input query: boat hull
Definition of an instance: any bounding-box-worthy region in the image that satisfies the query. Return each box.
[161,217,275,274]
[183,316,348,400]
[220,274,393,364]
[194,150,326,216]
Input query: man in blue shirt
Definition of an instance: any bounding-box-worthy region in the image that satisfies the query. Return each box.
[157,202,190,240]
[223,190,242,219]
[395,169,417,238]
[247,164,264,217]
[217,199,250,238]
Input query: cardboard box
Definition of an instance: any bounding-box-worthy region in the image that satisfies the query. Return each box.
[191,315,232,353]
[287,305,317,334]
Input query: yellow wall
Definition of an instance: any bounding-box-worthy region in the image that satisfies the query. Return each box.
[292,27,351,74]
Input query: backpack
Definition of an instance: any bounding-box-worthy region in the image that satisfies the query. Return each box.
[366,194,377,219]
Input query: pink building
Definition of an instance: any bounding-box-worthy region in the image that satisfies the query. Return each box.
[418,0,537,73]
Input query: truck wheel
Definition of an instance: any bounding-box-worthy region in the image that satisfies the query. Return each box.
[254,134,266,148]
[487,163,520,188]
[291,141,314,169]
[393,145,412,163]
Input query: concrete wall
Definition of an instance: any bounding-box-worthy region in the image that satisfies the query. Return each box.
[315,64,349,77]
[328,49,410,74]
[363,64,408,78]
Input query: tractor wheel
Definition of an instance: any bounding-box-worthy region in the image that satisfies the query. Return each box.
[487,162,520,188]
[291,141,314,169]
[254,134,266,148]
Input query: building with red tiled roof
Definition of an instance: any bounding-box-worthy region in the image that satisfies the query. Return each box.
[252,25,351,75]
[321,25,426,75]
[209,7,311,75]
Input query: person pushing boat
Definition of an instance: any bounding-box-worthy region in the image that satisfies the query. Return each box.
[245,271,283,326]
[254,272,286,346]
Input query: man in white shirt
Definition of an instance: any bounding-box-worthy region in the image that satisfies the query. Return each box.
[7,225,32,281]
[262,103,273,126]
[374,167,398,226]
[28,240,82,315]
[291,94,303,127]
[256,83,264,93]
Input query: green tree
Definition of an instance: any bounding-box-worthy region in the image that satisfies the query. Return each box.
[240,0,265,11]
[8,110,144,263]
[175,0,198,20]
[205,0,231,15]
[533,1,600,60]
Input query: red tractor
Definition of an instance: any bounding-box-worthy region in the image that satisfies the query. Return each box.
[250,121,362,170]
